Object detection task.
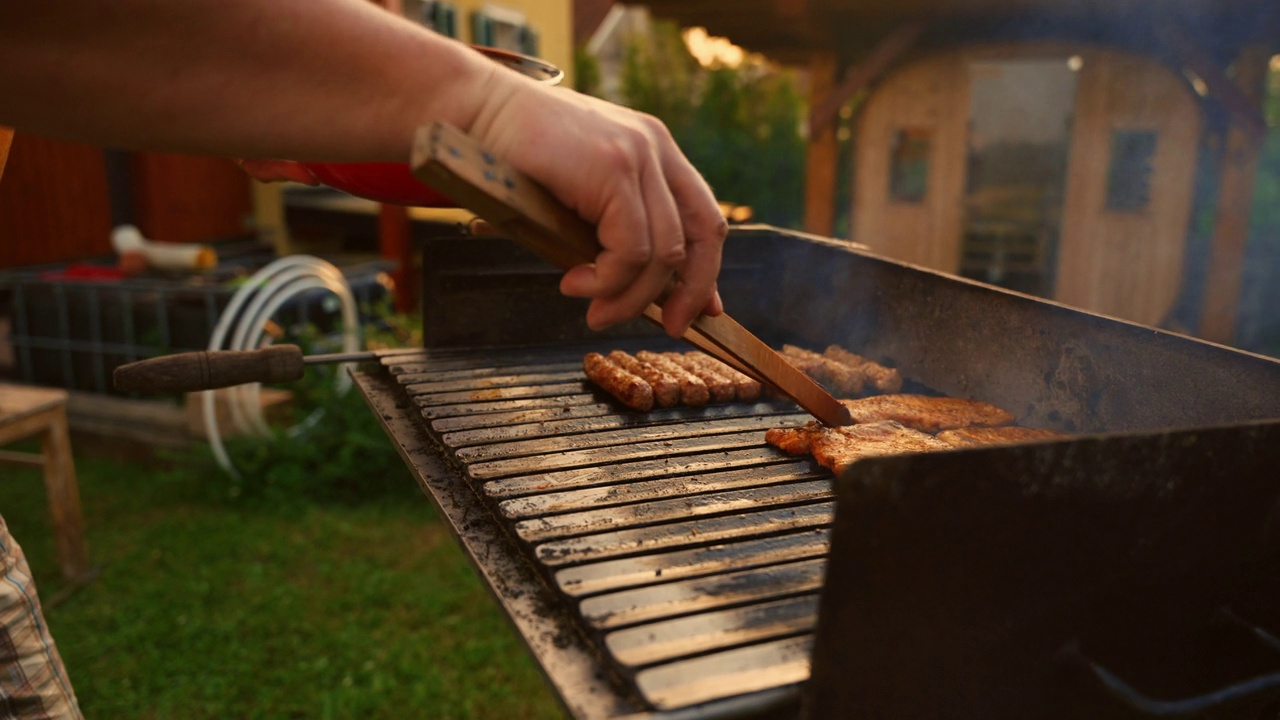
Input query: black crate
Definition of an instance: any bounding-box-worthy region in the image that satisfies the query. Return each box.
[2,251,394,394]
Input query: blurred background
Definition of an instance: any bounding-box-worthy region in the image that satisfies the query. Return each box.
[0,0,1278,717]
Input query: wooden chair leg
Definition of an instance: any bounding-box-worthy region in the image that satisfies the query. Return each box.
[39,409,90,582]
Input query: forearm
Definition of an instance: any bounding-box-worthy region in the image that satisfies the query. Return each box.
[0,0,498,161]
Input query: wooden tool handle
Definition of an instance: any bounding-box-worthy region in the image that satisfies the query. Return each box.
[113,345,305,394]
[411,122,600,271]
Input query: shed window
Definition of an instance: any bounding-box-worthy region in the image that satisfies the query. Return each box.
[1105,129,1157,212]
[889,128,932,204]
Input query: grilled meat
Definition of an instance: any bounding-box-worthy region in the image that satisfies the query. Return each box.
[936,425,1067,448]
[683,352,763,402]
[766,420,950,474]
[608,351,679,408]
[763,422,828,456]
[822,345,903,394]
[636,351,711,407]
[583,352,653,411]
[665,352,735,403]
[840,394,1014,433]
[781,345,866,396]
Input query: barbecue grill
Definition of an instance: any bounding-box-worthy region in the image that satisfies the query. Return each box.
[352,225,1280,719]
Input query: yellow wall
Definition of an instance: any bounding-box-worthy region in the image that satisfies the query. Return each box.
[454,0,574,87]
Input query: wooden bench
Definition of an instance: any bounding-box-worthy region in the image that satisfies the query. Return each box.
[0,383,91,583]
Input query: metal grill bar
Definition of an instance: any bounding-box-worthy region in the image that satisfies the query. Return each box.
[635,636,813,711]
[606,595,819,668]
[578,558,826,629]
[456,414,808,464]
[555,529,831,598]
[442,402,797,448]
[513,480,834,543]
[431,402,618,432]
[533,503,834,567]
[497,461,824,518]
[483,448,791,498]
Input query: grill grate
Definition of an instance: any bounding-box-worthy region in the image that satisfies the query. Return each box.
[380,344,834,712]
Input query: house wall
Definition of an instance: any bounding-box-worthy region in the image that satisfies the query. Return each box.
[0,134,113,267]
[852,43,1203,327]
[401,0,574,86]
[1055,49,1202,326]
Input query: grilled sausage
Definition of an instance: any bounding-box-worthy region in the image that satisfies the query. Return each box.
[823,345,903,394]
[665,352,735,403]
[608,351,680,408]
[584,352,653,411]
[781,345,866,396]
[636,351,710,406]
[683,352,762,402]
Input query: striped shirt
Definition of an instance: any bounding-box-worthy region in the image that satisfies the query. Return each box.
[0,512,82,719]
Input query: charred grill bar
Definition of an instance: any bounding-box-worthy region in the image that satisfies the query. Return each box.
[354,227,1280,719]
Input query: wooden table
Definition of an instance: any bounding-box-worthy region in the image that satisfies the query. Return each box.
[0,383,91,582]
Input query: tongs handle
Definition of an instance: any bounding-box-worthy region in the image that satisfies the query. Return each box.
[412,123,599,271]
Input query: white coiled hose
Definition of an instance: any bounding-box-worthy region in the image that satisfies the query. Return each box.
[204,255,361,477]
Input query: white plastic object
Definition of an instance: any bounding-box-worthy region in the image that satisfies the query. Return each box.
[111,224,217,271]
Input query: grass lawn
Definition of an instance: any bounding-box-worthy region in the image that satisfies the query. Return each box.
[0,450,563,719]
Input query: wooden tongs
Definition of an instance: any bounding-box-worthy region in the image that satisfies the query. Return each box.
[412,122,853,427]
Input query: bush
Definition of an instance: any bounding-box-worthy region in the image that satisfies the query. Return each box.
[166,302,422,508]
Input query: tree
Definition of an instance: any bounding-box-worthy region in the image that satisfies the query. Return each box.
[614,20,807,228]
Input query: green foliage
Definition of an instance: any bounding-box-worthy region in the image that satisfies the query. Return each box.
[171,301,423,508]
[574,46,601,95]
[616,20,808,228]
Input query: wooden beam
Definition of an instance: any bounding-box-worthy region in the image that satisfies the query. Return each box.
[1199,46,1271,344]
[1160,22,1268,141]
[804,51,839,237]
[807,22,925,138]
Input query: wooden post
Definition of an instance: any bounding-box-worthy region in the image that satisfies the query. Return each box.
[1199,47,1271,344]
[379,204,415,313]
[0,126,13,181]
[804,51,839,237]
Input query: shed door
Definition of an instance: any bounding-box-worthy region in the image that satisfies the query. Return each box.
[853,55,971,271]
[1054,50,1202,325]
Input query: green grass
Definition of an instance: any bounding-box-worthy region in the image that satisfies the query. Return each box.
[0,453,563,720]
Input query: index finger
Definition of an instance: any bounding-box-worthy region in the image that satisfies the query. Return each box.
[653,148,727,335]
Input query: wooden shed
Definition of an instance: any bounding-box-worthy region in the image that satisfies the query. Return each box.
[643,0,1280,342]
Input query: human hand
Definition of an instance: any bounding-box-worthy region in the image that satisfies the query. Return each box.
[463,73,727,338]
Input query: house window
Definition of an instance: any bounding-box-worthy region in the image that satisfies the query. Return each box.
[1105,129,1158,212]
[889,128,932,204]
[471,5,539,57]
[403,0,457,38]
